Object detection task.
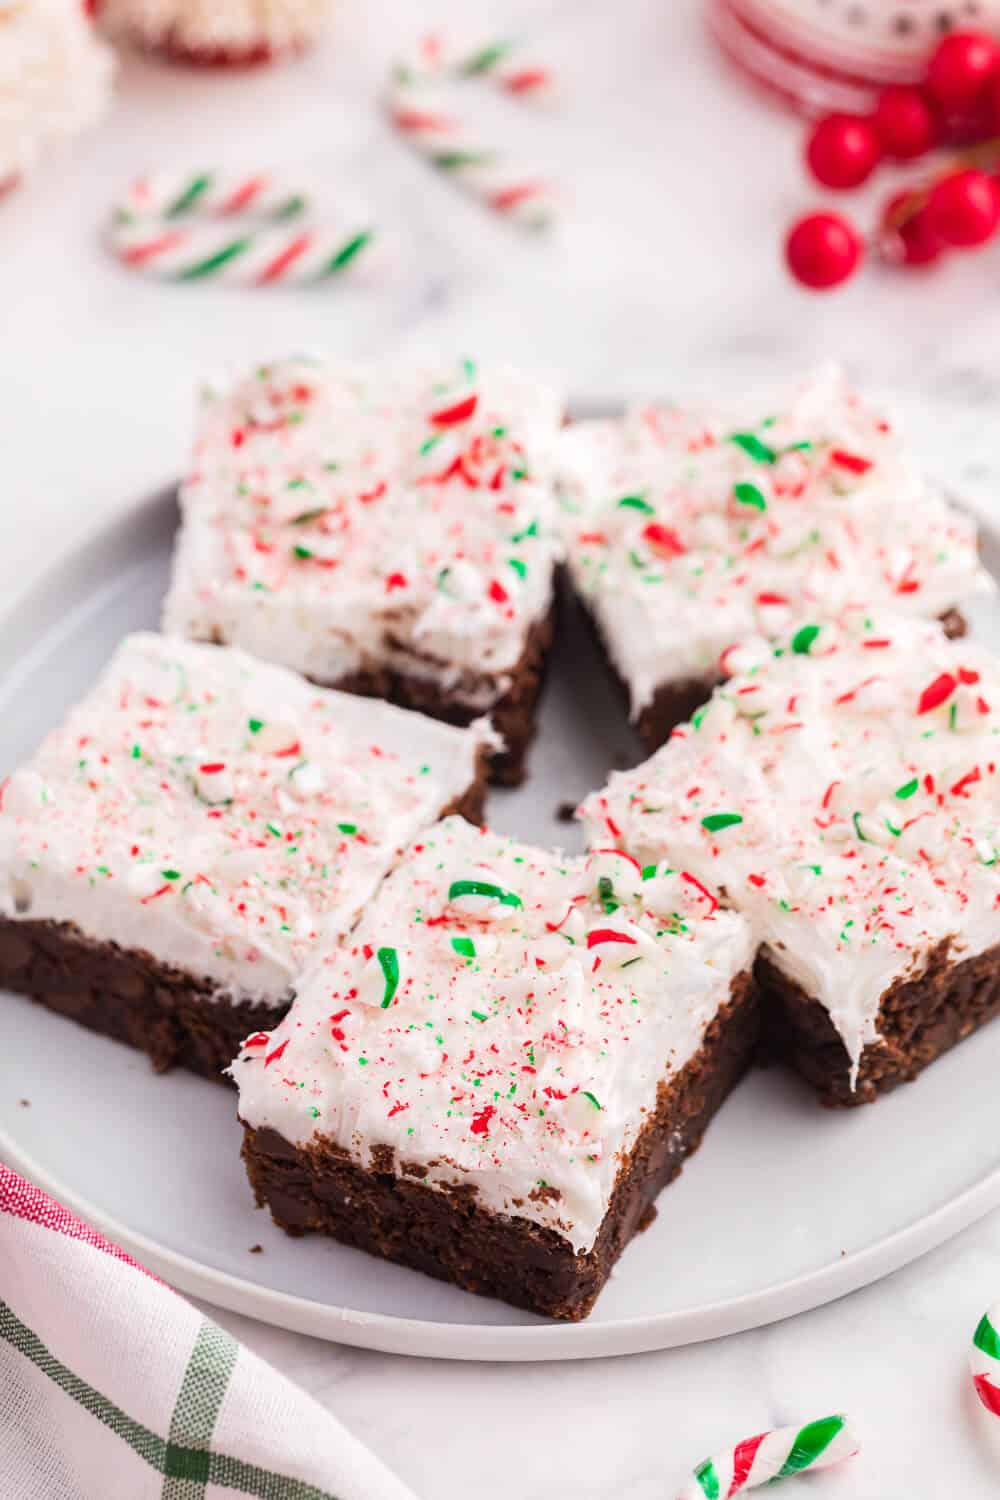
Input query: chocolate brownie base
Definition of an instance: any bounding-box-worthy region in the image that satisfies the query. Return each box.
[581,604,968,757]
[757,938,1000,1107]
[0,769,489,1080]
[324,606,555,788]
[239,974,758,1321]
[0,916,283,1079]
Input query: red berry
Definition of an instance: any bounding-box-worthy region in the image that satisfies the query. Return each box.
[986,72,1000,134]
[879,192,946,266]
[785,212,863,290]
[805,113,882,189]
[873,87,937,159]
[926,31,1000,111]
[926,168,1000,247]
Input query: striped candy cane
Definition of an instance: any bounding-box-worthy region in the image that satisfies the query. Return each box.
[386,33,559,230]
[107,170,381,286]
[677,1415,859,1498]
[971,1302,1000,1416]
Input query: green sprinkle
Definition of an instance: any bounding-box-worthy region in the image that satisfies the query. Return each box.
[733,482,767,512]
[641,864,658,880]
[508,558,527,579]
[791,624,820,655]
[598,875,618,913]
[451,937,476,959]
[852,811,870,843]
[691,706,707,731]
[510,519,538,543]
[161,869,181,881]
[617,494,654,514]
[582,1091,602,1110]
[729,432,777,464]
[292,544,313,560]
[448,878,522,909]
[701,812,743,833]
[248,718,263,734]
[377,946,400,1008]
[337,822,357,836]
[471,1010,488,1023]
[895,778,919,800]
[266,822,281,838]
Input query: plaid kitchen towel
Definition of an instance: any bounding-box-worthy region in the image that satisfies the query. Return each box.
[0,1163,418,1500]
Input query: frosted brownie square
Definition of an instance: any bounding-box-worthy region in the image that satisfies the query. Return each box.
[232,815,756,1320]
[558,367,992,752]
[163,355,565,784]
[581,610,1000,1104]
[0,634,492,1078]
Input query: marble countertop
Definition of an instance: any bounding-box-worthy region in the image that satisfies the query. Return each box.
[4,0,1000,1494]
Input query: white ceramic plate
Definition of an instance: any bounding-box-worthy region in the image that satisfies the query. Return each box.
[3,483,1000,1362]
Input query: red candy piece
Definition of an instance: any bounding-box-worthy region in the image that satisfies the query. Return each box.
[642,522,686,559]
[785,213,863,291]
[805,113,882,190]
[927,31,1000,111]
[430,393,478,427]
[926,169,1000,248]
[917,673,958,715]
[873,87,937,160]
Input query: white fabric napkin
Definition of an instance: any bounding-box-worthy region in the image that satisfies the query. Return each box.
[0,1163,418,1500]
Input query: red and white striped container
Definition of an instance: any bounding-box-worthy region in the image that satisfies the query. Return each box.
[708,0,1000,114]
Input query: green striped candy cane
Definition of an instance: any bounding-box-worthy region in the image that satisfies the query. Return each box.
[677,1414,859,1498]
[385,32,558,230]
[108,170,382,287]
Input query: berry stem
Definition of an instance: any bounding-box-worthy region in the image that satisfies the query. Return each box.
[885,137,1000,230]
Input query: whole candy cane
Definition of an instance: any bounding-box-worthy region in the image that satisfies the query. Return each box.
[386,32,559,230]
[971,1302,1000,1416]
[676,1414,859,1498]
[107,169,381,286]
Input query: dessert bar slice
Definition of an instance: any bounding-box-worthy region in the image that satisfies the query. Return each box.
[232,815,756,1320]
[163,355,565,784]
[581,609,1000,1104]
[0,633,492,1078]
[558,366,992,753]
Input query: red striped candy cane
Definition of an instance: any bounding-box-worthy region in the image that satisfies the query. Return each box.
[386,33,559,231]
[107,170,381,286]
[676,1414,859,1498]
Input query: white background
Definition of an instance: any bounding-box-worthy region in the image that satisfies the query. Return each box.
[5,0,1000,1494]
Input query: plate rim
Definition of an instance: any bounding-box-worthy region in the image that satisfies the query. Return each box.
[4,482,1000,1361]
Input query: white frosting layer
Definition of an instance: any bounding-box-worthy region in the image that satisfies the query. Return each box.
[0,634,490,1004]
[558,366,994,716]
[163,357,565,704]
[0,0,113,183]
[581,610,1000,1078]
[98,0,330,53]
[232,815,753,1254]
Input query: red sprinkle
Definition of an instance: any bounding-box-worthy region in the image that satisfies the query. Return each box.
[642,522,686,559]
[430,393,478,427]
[586,928,639,948]
[264,1038,289,1068]
[917,672,957,715]
[681,871,718,915]
[385,571,408,593]
[470,1104,496,1137]
[831,449,872,474]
